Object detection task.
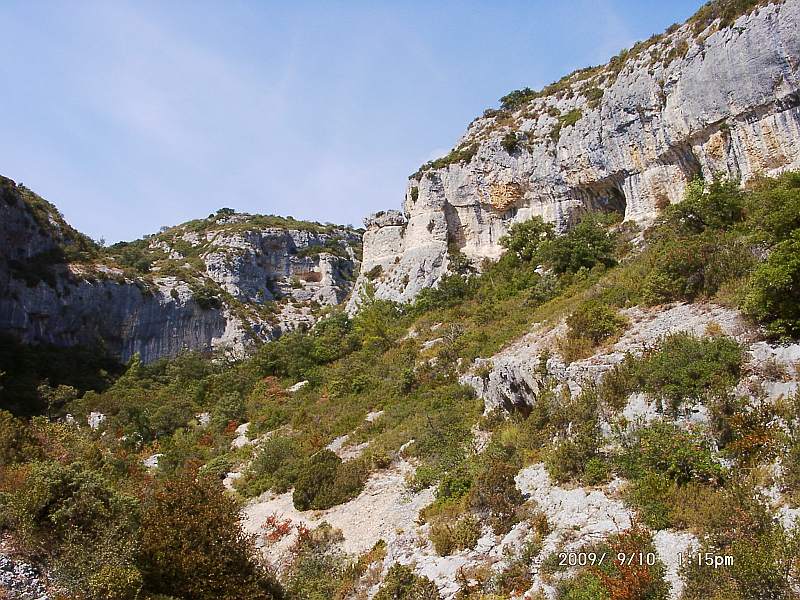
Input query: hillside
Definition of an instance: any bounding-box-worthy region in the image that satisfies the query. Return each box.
[0,1,800,600]
[0,175,362,366]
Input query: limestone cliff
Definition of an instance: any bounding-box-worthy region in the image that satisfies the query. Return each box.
[351,0,800,307]
[0,177,361,363]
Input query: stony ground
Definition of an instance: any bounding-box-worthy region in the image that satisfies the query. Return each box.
[240,302,800,599]
[0,549,50,600]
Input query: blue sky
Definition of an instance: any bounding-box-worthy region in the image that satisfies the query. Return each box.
[1,0,700,243]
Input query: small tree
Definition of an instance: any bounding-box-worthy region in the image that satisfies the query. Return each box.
[743,230,800,339]
[499,217,555,263]
[539,214,616,274]
[139,471,283,600]
[501,131,519,154]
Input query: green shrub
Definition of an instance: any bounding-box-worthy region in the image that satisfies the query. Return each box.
[501,131,519,154]
[413,274,475,313]
[500,87,537,110]
[352,295,406,351]
[640,233,753,304]
[435,469,473,502]
[625,471,674,529]
[411,144,478,177]
[636,177,759,305]
[284,523,347,600]
[591,527,669,600]
[681,484,800,600]
[581,457,611,486]
[558,108,583,129]
[468,461,524,534]
[242,435,304,496]
[539,214,616,274]
[54,529,144,600]
[584,86,604,107]
[374,564,442,600]
[3,461,136,546]
[543,389,602,483]
[293,450,367,511]
[193,285,222,310]
[0,410,40,465]
[666,178,744,234]
[745,171,800,244]
[619,421,724,485]
[499,217,555,263]
[743,229,800,339]
[139,472,283,600]
[636,333,742,413]
[493,536,543,595]
[253,313,359,380]
[86,563,144,600]
[567,301,627,346]
[429,514,481,555]
[200,453,238,480]
[557,572,610,600]
[545,429,600,484]
[211,392,245,429]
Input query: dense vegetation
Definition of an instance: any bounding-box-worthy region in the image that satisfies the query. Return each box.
[1,172,799,598]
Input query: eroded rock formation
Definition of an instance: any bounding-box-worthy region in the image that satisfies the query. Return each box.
[0,177,361,363]
[351,0,800,307]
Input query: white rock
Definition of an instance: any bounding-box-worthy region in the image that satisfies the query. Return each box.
[231,422,252,449]
[287,380,309,393]
[143,453,163,469]
[653,530,698,599]
[350,3,800,308]
[463,303,751,414]
[223,471,243,491]
[365,410,384,423]
[87,412,106,430]
[242,460,435,566]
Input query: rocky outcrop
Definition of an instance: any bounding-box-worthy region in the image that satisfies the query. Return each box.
[192,226,359,307]
[462,303,754,413]
[352,0,800,306]
[0,178,361,363]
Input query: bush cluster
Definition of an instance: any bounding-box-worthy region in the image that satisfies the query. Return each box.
[374,564,442,600]
[636,332,742,414]
[292,449,367,511]
[560,300,628,362]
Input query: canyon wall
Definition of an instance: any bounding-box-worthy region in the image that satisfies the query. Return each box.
[351,0,800,307]
[0,177,360,363]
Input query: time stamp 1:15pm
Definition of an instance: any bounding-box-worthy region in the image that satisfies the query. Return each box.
[556,552,734,568]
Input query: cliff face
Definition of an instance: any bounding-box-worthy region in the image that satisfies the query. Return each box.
[0,178,361,363]
[351,0,800,307]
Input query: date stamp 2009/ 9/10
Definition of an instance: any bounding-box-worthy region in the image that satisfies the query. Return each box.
[556,551,734,569]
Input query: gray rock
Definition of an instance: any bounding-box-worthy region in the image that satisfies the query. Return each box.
[0,190,361,364]
[0,555,49,600]
[352,1,800,306]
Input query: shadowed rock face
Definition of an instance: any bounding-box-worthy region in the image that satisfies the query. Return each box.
[351,0,800,307]
[0,178,361,363]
